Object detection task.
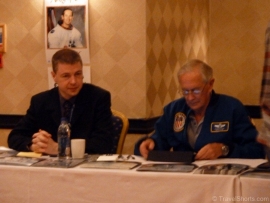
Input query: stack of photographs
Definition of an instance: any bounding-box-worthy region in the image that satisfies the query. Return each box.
[194,164,249,175]
[136,163,197,172]
[0,156,44,166]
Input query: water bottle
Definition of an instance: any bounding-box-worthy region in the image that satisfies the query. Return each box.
[57,117,71,159]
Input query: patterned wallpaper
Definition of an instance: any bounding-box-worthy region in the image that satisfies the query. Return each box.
[0,0,268,119]
[89,0,147,118]
[209,0,270,104]
[0,0,46,114]
[90,0,208,118]
[146,0,209,117]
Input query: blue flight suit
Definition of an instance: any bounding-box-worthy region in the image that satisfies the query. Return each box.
[134,91,265,158]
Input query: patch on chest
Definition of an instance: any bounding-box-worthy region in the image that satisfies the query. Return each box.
[210,121,229,132]
[174,112,186,132]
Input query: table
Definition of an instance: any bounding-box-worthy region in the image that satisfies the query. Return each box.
[0,157,269,203]
[239,171,270,203]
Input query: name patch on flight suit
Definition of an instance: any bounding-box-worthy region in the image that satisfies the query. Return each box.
[174,112,186,132]
[210,121,229,132]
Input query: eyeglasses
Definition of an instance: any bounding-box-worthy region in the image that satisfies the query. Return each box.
[179,83,207,96]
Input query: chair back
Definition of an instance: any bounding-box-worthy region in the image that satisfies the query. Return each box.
[111,109,129,154]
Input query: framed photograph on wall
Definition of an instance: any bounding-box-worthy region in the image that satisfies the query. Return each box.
[0,24,6,53]
[46,6,86,49]
[45,0,90,64]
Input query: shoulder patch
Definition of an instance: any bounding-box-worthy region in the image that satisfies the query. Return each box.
[210,121,229,132]
[174,112,186,132]
[50,29,55,34]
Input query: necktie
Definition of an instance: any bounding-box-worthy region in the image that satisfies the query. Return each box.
[63,100,72,120]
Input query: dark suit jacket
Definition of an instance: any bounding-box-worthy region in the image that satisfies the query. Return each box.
[8,83,114,154]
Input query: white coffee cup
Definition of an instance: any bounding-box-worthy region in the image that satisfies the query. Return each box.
[71,139,85,159]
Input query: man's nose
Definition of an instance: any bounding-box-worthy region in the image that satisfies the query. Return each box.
[185,93,196,101]
[69,75,76,83]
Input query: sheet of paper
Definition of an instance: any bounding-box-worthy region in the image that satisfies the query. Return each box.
[17,152,42,158]
[96,154,119,161]
[193,158,267,168]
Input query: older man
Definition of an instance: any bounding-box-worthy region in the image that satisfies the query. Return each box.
[134,59,265,160]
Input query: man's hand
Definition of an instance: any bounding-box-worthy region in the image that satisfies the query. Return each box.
[195,143,223,160]
[139,138,155,159]
[256,136,269,146]
[30,130,58,155]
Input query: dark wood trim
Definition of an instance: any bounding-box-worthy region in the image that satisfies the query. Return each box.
[244,105,261,119]
[0,114,160,134]
[0,114,23,129]
[128,116,159,134]
[0,105,261,133]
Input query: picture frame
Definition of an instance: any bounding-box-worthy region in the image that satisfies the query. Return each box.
[46,6,86,49]
[0,24,6,53]
[44,0,90,64]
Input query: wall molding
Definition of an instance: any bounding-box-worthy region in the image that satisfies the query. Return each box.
[0,115,23,129]
[0,105,261,134]
[244,105,261,119]
[0,114,160,134]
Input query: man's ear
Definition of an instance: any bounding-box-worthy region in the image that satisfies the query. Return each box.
[209,78,215,86]
[51,71,56,82]
[207,78,215,93]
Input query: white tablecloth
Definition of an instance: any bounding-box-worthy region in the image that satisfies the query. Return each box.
[0,157,269,203]
[239,172,270,203]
